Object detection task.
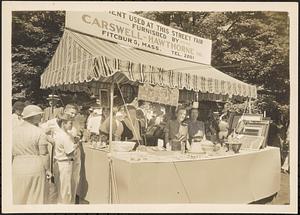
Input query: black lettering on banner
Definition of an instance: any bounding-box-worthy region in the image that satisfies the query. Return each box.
[92,18,100,27]
[129,14,145,25]
[82,14,91,23]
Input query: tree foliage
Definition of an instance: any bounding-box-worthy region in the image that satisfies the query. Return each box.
[136,11,290,128]
[136,11,289,104]
[12,11,65,104]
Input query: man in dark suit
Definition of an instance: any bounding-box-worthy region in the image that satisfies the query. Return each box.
[42,94,63,123]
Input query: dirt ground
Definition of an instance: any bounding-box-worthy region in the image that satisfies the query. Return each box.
[269,172,290,205]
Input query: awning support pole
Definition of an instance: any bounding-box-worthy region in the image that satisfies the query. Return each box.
[248,98,252,114]
[51,88,55,114]
[108,77,114,153]
[108,77,114,204]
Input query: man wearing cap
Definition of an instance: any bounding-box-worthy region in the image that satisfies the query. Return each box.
[12,105,51,204]
[12,101,25,128]
[42,94,63,123]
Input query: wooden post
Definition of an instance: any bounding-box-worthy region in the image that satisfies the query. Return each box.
[248,98,252,114]
[108,78,114,153]
[107,77,114,204]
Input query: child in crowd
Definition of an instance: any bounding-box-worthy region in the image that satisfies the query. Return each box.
[53,113,78,204]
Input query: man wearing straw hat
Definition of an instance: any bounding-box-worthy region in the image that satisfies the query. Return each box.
[42,94,63,123]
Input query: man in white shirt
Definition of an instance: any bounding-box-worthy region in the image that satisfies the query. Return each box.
[53,113,78,204]
[41,103,80,204]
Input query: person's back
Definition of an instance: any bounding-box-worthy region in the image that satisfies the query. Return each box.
[13,121,43,157]
[12,105,49,204]
[267,122,282,148]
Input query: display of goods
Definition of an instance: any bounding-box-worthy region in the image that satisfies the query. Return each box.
[111,141,136,152]
[225,142,242,153]
[200,140,215,153]
[193,136,204,142]
[171,140,182,151]
[189,142,204,153]
[231,143,242,153]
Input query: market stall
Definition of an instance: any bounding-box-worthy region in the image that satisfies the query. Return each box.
[79,145,280,204]
[40,11,280,204]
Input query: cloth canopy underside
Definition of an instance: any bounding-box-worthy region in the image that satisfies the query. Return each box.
[41,29,257,98]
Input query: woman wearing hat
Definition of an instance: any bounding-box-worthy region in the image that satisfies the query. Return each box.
[12,105,50,204]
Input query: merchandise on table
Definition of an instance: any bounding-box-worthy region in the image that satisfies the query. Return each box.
[226,117,271,151]
[111,141,136,152]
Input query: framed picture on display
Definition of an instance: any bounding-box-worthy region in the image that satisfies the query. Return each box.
[120,84,135,103]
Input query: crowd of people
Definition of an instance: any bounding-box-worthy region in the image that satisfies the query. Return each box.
[12,99,82,204]
[11,93,290,204]
[11,94,216,204]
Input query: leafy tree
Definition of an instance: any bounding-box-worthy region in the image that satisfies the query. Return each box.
[12,11,65,104]
[136,11,289,102]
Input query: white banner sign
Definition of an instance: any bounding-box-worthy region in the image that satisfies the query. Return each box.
[66,11,212,65]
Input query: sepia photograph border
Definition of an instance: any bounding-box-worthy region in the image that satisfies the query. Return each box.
[2,1,298,213]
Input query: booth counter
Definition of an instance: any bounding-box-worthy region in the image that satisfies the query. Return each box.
[78,144,280,204]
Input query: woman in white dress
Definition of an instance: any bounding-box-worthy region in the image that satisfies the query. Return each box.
[12,105,50,204]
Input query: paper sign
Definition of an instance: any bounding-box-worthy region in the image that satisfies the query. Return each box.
[138,84,179,106]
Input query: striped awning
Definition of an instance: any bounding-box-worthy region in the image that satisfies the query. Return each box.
[41,29,257,98]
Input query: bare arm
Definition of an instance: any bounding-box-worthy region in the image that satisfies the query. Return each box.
[164,120,170,148]
[38,133,50,171]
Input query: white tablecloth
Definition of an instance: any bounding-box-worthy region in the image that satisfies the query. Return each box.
[79,145,280,204]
